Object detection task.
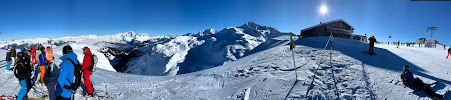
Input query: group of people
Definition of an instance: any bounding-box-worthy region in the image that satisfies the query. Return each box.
[6,45,96,100]
[367,36,449,99]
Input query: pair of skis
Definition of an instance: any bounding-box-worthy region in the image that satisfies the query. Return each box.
[0,95,48,100]
[78,90,112,100]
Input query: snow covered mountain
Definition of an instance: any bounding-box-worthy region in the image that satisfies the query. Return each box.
[121,22,294,76]
[0,31,174,72]
[0,22,294,76]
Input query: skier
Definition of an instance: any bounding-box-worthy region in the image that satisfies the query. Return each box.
[6,48,11,70]
[14,52,29,100]
[446,47,451,59]
[31,46,37,64]
[11,46,16,67]
[368,36,376,55]
[444,45,446,50]
[401,65,443,99]
[24,49,33,97]
[43,46,60,100]
[46,46,53,63]
[31,46,47,85]
[56,45,78,100]
[397,41,400,48]
[82,47,95,96]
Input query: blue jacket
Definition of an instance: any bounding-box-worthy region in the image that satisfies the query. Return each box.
[403,69,414,85]
[56,52,78,98]
[38,52,47,66]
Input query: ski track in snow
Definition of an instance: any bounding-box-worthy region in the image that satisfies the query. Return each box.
[0,36,450,100]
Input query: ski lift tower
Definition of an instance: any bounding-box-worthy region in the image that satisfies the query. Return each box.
[425,26,437,48]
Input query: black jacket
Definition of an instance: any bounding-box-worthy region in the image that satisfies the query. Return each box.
[14,61,28,80]
[368,37,376,46]
[10,48,16,57]
[448,48,451,53]
[6,51,11,61]
[24,56,32,76]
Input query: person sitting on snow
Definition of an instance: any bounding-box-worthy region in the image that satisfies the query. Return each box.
[401,65,443,99]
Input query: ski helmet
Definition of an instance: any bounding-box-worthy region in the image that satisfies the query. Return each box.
[40,46,45,52]
[62,45,73,55]
[83,46,88,51]
[403,65,410,70]
[17,52,25,58]
[46,46,50,50]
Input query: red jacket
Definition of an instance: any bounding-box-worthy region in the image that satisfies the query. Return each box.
[31,47,36,56]
[82,48,93,70]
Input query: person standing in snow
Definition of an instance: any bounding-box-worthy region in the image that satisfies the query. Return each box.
[23,49,33,96]
[56,45,78,100]
[14,52,29,100]
[46,46,53,63]
[397,41,400,48]
[31,46,47,85]
[11,46,16,67]
[42,46,60,100]
[82,47,95,96]
[446,47,451,59]
[401,65,443,99]
[368,36,376,55]
[31,46,37,64]
[6,48,12,70]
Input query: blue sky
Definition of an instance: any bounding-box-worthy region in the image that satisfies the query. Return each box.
[0,0,450,44]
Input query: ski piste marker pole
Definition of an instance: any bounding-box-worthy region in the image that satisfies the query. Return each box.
[330,33,333,65]
[305,34,332,99]
[290,36,298,80]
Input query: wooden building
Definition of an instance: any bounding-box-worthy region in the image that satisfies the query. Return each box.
[301,19,355,39]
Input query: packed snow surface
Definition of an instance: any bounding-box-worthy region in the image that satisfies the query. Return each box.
[1,35,451,99]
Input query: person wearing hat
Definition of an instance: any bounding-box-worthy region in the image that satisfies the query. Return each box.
[56,45,79,100]
[41,45,60,100]
[14,52,30,100]
[46,46,53,63]
[401,65,443,99]
[82,46,95,96]
[32,46,47,85]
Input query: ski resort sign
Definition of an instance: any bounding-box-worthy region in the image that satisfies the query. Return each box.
[425,38,434,48]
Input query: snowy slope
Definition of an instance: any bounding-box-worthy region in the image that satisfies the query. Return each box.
[2,36,450,99]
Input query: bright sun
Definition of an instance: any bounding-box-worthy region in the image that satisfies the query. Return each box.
[320,6,328,14]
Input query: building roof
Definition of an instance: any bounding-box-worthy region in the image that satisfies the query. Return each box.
[301,19,355,32]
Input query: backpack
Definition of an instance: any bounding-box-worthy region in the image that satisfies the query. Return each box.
[400,72,408,85]
[63,58,83,92]
[87,55,98,72]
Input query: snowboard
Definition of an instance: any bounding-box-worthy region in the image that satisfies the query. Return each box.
[436,87,451,100]
[410,81,438,93]
[363,51,377,55]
